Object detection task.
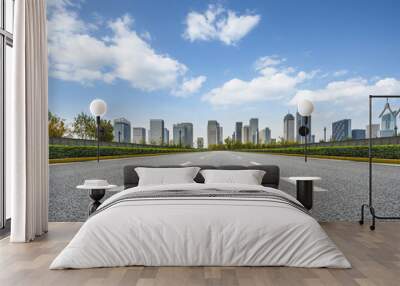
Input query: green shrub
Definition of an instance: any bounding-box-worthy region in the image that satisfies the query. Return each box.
[49,145,196,159]
[241,145,400,159]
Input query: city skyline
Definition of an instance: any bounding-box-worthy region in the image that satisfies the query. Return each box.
[100,102,399,146]
[47,0,400,143]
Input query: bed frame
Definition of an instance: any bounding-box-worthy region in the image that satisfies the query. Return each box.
[123,165,280,190]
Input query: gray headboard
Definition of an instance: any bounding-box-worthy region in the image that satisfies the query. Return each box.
[123,165,280,189]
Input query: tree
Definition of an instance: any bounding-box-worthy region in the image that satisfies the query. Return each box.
[48,111,67,138]
[224,137,234,150]
[72,112,95,139]
[71,112,114,142]
[98,119,114,142]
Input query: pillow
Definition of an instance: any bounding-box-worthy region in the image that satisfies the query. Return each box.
[200,169,266,185]
[135,167,201,186]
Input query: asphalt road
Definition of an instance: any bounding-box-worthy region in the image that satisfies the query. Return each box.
[49,151,400,222]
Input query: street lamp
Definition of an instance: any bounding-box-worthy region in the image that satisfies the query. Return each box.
[90,99,107,163]
[297,99,314,162]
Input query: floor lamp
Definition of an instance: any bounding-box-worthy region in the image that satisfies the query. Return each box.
[90,99,107,163]
[297,99,314,162]
[360,95,400,230]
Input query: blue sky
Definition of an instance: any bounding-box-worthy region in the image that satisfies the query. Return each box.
[47,0,400,142]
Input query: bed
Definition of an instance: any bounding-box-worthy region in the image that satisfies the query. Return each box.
[50,165,350,269]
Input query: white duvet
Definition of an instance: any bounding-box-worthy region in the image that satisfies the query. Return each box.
[50,183,351,269]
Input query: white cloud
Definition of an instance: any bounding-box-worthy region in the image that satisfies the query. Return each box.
[333,69,348,77]
[290,77,400,105]
[173,76,207,97]
[183,5,260,45]
[47,1,200,93]
[254,55,286,70]
[202,56,317,106]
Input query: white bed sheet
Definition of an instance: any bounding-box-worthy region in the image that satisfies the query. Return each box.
[50,183,350,269]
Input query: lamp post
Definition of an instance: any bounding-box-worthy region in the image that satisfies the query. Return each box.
[90,99,107,164]
[297,99,314,162]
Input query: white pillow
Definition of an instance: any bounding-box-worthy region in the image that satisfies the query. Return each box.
[200,169,266,185]
[135,167,200,186]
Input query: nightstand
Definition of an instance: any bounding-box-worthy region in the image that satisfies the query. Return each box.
[77,180,117,215]
[288,177,321,210]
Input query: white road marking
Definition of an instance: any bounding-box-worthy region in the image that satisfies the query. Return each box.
[281,177,328,192]
[236,156,242,160]
[180,161,192,166]
[250,161,261,165]
[199,156,205,160]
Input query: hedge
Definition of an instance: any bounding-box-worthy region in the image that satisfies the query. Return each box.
[241,145,400,159]
[49,145,196,159]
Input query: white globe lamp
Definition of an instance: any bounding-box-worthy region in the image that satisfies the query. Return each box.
[298,99,314,116]
[89,99,107,163]
[297,99,314,162]
[90,99,107,117]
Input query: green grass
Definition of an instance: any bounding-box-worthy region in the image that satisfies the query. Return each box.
[239,144,400,159]
[49,153,184,164]
[49,144,197,160]
[246,152,400,164]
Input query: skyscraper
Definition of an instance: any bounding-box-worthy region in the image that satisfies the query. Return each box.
[352,129,366,140]
[149,119,164,145]
[113,118,131,143]
[242,125,250,143]
[332,119,351,141]
[132,127,146,144]
[173,123,193,147]
[260,127,271,144]
[249,118,259,144]
[197,137,204,149]
[366,124,380,138]
[219,126,223,144]
[296,112,312,143]
[163,128,169,145]
[207,120,220,146]
[379,101,397,137]
[283,113,295,142]
[235,122,243,143]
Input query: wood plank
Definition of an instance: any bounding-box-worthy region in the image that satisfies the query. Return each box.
[0,222,399,286]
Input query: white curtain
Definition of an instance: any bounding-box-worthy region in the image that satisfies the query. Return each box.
[8,0,49,242]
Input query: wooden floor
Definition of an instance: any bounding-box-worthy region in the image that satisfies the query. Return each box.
[0,222,399,286]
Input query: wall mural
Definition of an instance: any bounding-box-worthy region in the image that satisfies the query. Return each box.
[47,0,400,222]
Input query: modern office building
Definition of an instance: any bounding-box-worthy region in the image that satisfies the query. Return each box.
[379,101,398,137]
[242,125,250,143]
[207,120,220,146]
[311,135,316,143]
[132,127,146,144]
[352,129,366,140]
[163,128,169,145]
[173,123,193,147]
[332,119,352,141]
[113,118,131,143]
[366,124,380,138]
[259,127,271,144]
[219,126,223,144]
[283,113,295,142]
[197,137,204,149]
[296,112,312,143]
[235,122,243,143]
[249,118,259,144]
[149,119,164,145]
